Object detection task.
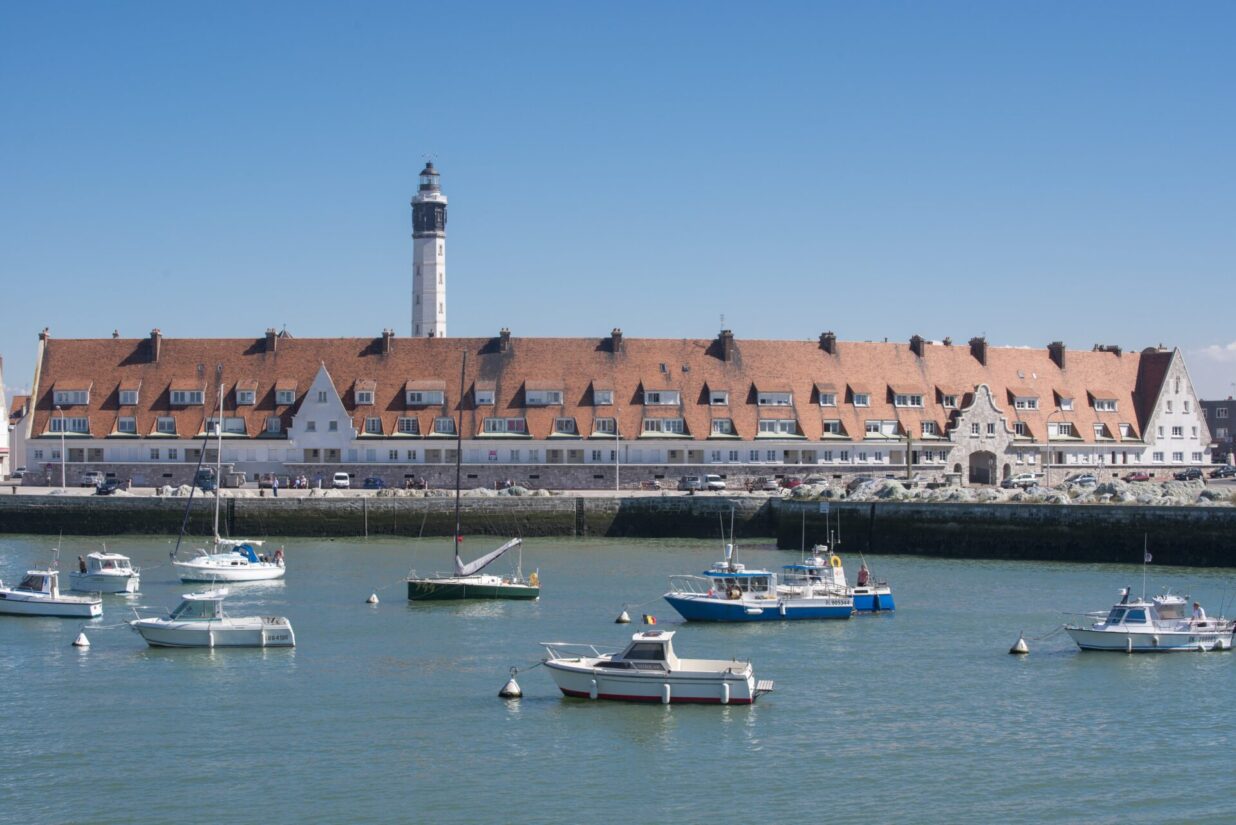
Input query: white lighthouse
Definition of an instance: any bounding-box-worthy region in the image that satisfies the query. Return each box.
[411,162,447,337]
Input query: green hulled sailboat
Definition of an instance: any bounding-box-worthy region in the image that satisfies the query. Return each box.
[406,353,540,602]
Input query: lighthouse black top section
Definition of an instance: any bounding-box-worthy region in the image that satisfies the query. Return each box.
[413,201,446,237]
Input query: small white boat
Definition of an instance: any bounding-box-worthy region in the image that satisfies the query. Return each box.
[174,540,286,583]
[1065,588,1235,652]
[129,588,295,648]
[69,551,140,594]
[0,567,102,618]
[541,630,774,704]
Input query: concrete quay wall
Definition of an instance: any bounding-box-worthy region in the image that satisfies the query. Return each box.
[778,501,1236,567]
[1,495,1234,567]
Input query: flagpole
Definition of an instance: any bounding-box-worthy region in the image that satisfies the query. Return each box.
[1142,533,1149,601]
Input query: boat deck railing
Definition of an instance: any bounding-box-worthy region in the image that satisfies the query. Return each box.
[541,642,613,661]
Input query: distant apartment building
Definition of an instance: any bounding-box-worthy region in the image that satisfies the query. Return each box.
[1201,398,1236,462]
[8,327,1212,489]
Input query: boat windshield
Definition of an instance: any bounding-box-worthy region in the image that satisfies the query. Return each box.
[712,575,771,594]
[1106,607,1127,624]
[16,574,47,592]
[1123,608,1147,624]
[170,599,223,620]
[622,642,666,661]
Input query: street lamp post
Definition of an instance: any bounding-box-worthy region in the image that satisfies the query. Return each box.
[54,405,65,489]
[614,409,620,494]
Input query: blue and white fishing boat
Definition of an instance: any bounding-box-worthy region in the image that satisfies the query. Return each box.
[1065,588,1234,653]
[779,545,895,613]
[663,543,853,622]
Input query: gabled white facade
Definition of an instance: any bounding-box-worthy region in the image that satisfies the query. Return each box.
[1141,349,1211,466]
[288,364,357,462]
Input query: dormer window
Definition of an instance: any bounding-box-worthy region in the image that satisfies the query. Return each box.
[1013,397,1038,410]
[593,389,613,406]
[53,389,90,406]
[709,390,730,406]
[822,420,842,435]
[758,419,798,435]
[50,416,89,433]
[757,392,792,406]
[483,417,527,434]
[1096,399,1116,412]
[711,418,735,435]
[942,395,958,409]
[593,417,616,435]
[475,389,495,406]
[818,392,837,407]
[433,417,456,435]
[236,389,256,405]
[641,417,684,434]
[156,417,176,434]
[170,389,204,406]
[526,388,564,406]
[407,390,445,406]
[923,421,939,436]
[117,417,137,434]
[356,390,374,405]
[552,417,577,435]
[894,394,924,408]
[397,417,419,435]
[644,390,680,406]
[1059,397,1074,411]
[853,393,870,408]
[364,417,383,435]
[119,390,139,406]
[276,390,295,405]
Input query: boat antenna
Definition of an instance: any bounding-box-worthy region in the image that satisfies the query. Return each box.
[800,509,806,561]
[1142,533,1150,601]
[729,506,737,571]
[452,352,466,571]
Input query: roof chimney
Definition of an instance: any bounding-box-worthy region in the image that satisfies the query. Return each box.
[381,328,394,355]
[942,337,953,347]
[112,329,119,339]
[265,328,277,353]
[39,327,49,341]
[1093,343,1123,357]
[910,334,925,357]
[969,336,987,366]
[1048,341,1066,370]
[819,331,837,355]
[150,328,162,363]
[610,327,624,353]
[499,328,511,353]
[718,329,735,362]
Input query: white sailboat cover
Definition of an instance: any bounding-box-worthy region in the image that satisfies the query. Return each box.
[455,538,522,577]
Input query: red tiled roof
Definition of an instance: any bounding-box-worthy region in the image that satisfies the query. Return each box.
[25,334,1174,445]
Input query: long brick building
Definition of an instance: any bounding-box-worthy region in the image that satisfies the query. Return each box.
[8,326,1212,489]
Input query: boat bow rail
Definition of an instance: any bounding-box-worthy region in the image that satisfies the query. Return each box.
[541,642,612,661]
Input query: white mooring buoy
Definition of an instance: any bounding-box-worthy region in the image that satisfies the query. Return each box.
[73,631,91,648]
[366,593,379,605]
[615,609,631,624]
[1009,633,1029,655]
[499,667,522,699]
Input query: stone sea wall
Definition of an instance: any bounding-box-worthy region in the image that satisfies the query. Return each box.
[1,493,1234,567]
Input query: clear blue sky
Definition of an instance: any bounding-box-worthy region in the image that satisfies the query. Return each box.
[3,1,1235,400]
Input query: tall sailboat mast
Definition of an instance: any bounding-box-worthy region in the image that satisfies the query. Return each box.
[452,352,466,565]
[213,374,224,543]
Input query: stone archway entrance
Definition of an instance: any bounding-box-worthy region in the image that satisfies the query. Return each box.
[969,450,997,485]
[1002,463,1012,482]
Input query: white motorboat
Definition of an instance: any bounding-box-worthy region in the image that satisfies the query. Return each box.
[0,566,102,618]
[1065,588,1235,652]
[129,588,295,648]
[174,540,285,583]
[69,550,140,594]
[541,630,774,704]
[170,382,287,583]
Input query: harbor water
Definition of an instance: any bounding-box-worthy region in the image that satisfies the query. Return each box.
[2,534,1234,824]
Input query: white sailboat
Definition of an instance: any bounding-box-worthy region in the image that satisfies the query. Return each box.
[173,380,286,583]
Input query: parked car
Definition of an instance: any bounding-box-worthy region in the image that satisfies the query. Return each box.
[94,478,123,495]
[677,476,705,491]
[1001,472,1038,489]
[845,475,874,493]
[803,474,829,485]
[332,472,352,489]
[1173,467,1204,481]
[704,474,726,491]
[11,466,25,480]
[363,476,386,489]
[780,476,803,490]
[1067,474,1098,486]
[1209,465,1236,479]
[194,468,217,492]
[258,473,277,489]
[1124,471,1151,482]
[750,476,780,492]
[80,471,105,488]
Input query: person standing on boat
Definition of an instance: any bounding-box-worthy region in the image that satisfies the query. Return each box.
[856,563,870,587]
[1193,602,1207,624]
[78,555,87,573]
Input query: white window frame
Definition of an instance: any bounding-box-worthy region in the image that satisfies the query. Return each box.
[406,390,445,406]
[894,394,924,408]
[156,417,176,434]
[119,390,139,405]
[594,417,616,435]
[266,417,282,434]
[757,392,793,406]
[593,390,613,406]
[117,417,137,434]
[1095,398,1117,412]
[818,392,837,407]
[433,417,456,435]
[397,417,420,435]
[53,389,89,406]
[483,417,527,434]
[553,417,577,435]
[642,417,685,434]
[709,391,729,406]
[526,389,564,406]
[355,390,374,406]
[475,389,495,406]
[236,389,256,405]
[853,393,870,408]
[711,419,735,435]
[276,390,295,405]
[1013,397,1038,410]
[170,390,204,406]
[643,390,680,406]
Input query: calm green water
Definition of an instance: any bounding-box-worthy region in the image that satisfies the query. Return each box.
[2,534,1234,824]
